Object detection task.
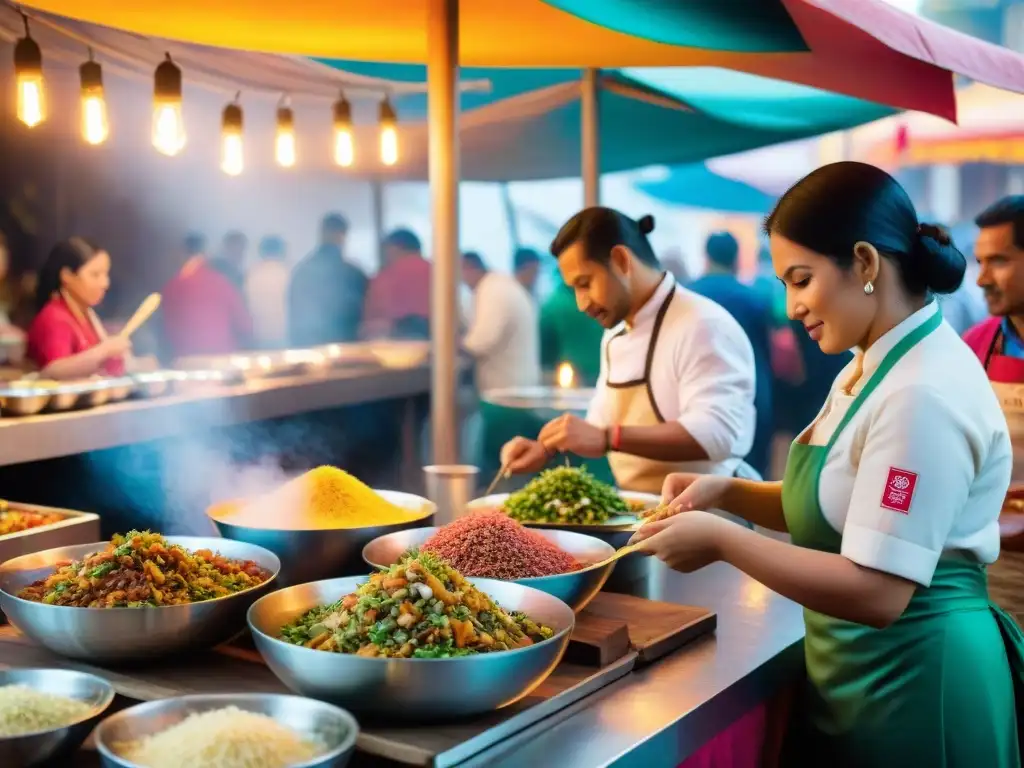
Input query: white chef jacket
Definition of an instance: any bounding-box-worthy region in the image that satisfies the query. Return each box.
[806,302,1010,587]
[585,274,757,477]
[464,271,541,394]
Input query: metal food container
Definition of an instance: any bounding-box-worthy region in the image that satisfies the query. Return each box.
[0,503,101,566]
[363,526,617,612]
[369,340,430,369]
[48,384,88,411]
[96,694,358,768]
[319,342,380,368]
[103,377,135,402]
[131,370,177,398]
[248,576,575,718]
[0,668,114,767]
[0,387,51,416]
[0,537,281,661]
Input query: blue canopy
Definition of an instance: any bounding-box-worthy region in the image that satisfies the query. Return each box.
[636,163,775,214]
[320,61,895,182]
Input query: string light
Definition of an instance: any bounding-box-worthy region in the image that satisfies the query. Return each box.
[221,95,244,176]
[14,14,44,128]
[378,96,398,166]
[275,97,295,168]
[152,53,185,156]
[332,93,354,168]
[79,49,108,145]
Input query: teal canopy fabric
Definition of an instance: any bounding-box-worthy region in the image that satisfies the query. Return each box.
[636,163,775,214]
[544,0,809,53]
[320,61,895,182]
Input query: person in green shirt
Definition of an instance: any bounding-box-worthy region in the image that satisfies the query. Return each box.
[539,281,603,386]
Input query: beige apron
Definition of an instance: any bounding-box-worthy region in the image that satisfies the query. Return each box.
[604,290,756,513]
[981,329,1024,625]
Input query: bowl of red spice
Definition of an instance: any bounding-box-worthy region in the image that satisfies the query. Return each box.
[362,510,617,612]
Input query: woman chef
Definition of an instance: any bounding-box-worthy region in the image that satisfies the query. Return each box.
[500,208,758,493]
[26,238,130,379]
[633,162,1023,766]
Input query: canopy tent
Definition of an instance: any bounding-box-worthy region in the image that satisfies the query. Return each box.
[635,164,775,215]
[326,62,895,181]
[849,82,1024,169]
[17,0,1024,121]
[17,0,1024,464]
[0,6,490,105]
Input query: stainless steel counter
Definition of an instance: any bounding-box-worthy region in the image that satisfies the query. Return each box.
[466,560,805,768]
[0,365,430,467]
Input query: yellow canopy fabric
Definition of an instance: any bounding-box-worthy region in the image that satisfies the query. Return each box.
[17,0,958,118]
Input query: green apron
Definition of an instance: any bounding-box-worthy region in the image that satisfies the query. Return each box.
[781,307,1024,766]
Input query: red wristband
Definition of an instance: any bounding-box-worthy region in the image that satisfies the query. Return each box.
[610,425,622,452]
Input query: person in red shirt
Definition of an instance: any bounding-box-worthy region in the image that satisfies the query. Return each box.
[362,228,431,339]
[160,233,253,361]
[26,237,130,379]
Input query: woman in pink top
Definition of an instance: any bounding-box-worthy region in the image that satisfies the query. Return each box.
[26,238,130,379]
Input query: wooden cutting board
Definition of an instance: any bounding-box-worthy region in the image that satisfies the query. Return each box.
[570,591,716,665]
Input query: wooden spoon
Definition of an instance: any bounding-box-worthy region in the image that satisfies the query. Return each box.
[591,542,641,568]
[119,293,162,340]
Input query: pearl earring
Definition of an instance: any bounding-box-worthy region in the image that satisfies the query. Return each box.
[864,281,875,295]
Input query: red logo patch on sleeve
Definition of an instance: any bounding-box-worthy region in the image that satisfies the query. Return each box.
[881,467,917,514]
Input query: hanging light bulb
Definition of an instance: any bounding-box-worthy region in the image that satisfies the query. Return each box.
[13,14,44,128]
[332,93,354,168]
[152,53,185,156]
[221,96,244,176]
[275,98,295,168]
[79,50,108,145]
[378,96,398,166]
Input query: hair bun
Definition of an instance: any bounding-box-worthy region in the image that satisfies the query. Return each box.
[912,221,965,295]
[917,223,951,246]
[637,214,656,236]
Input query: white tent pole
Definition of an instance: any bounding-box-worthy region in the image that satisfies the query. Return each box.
[428,0,460,466]
[581,67,600,208]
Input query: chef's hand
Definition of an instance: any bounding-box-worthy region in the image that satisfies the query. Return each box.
[628,510,729,573]
[94,336,132,361]
[661,473,733,513]
[537,413,606,458]
[500,437,549,475]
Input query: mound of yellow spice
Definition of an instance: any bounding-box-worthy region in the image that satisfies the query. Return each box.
[224,466,431,530]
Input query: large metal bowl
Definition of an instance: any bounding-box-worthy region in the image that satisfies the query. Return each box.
[0,537,281,662]
[209,490,436,587]
[0,667,114,767]
[362,526,615,612]
[95,693,358,768]
[248,576,574,719]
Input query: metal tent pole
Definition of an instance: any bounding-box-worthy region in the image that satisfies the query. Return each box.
[581,67,600,208]
[427,0,460,465]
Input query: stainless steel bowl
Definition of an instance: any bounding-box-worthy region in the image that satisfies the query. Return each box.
[0,667,114,767]
[248,576,574,719]
[0,537,281,662]
[95,693,358,768]
[48,384,87,411]
[209,490,436,587]
[362,526,615,612]
[130,371,175,398]
[0,388,51,416]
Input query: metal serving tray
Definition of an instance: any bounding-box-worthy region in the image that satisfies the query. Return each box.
[0,503,101,567]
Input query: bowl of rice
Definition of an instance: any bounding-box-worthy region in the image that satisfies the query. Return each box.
[209,466,436,586]
[362,511,617,612]
[0,667,114,767]
[95,693,358,768]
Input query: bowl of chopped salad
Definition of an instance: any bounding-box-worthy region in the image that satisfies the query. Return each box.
[247,552,574,718]
[0,531,280,662]
[467,466,660,547]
